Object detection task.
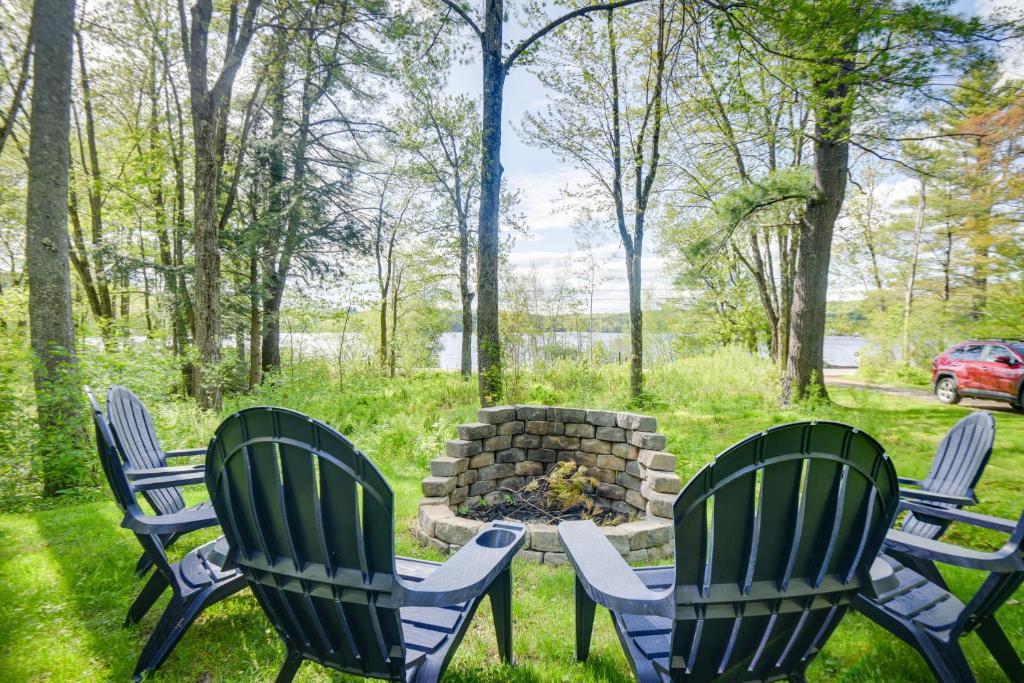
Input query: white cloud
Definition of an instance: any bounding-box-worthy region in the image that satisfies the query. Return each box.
[510,168,597,232]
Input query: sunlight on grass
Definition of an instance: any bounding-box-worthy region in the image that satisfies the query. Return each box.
[2,353,1022,681]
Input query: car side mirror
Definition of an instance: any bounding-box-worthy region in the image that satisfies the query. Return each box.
[995,354,1016,365]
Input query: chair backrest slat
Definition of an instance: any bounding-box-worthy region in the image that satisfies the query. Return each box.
[106,385,186,516]
[903,411,995,539]
[667,421,899,681]
[206,407,405,680]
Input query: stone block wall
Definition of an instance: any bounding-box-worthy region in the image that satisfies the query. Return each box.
[415,404,681,565]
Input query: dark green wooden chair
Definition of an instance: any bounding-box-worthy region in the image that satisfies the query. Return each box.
[106,384,212,576]
[892,411,995,588]
[205,406,526,682]
[559,421,900,682]
[86,389,245,681]
[853,502,1024,682]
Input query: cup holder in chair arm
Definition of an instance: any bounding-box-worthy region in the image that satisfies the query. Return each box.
[401,522,526,607]
[475,528,518,549]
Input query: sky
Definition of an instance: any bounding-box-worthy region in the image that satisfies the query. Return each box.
[440,0,1023,313]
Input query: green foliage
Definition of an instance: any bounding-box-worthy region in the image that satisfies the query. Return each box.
[687,167,815,257]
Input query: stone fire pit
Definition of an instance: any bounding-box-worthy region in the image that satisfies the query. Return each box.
[414,405,680,565]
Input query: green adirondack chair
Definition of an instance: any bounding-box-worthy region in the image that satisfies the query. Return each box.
[559,421,900,682]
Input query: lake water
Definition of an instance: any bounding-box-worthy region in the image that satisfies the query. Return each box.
[280,331,867,369]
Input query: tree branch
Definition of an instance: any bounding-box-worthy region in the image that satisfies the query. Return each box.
[438,0,483,39]
[503,0,649,72]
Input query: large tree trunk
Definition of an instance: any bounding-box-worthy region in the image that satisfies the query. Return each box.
[25,0,82,495]
[190,110,223,408]
[182,0,261,409]
[476,0,505,406]
[782,75,852,404]
[261,284,283,373]
[260,28,288,376]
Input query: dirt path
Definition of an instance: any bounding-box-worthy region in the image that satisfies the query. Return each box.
[824,368,1019,414]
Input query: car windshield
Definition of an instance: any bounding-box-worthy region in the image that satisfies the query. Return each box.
[1010,343,1024,358]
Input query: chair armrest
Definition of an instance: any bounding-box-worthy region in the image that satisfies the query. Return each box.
[900,501,1018,534]
[129,469,207,490]
[884,529,1024,572]
[401,521,526,608]
[898,476,923,488]
[164,448,206,459]
[865,556,900,598]
[900,488,976,507]
[126,464,204,481]
[559,520,670,617]
[121,504,218,535]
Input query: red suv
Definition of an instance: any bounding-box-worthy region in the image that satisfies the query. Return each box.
[932,340,1024,411]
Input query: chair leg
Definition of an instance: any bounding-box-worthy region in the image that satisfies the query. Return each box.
[134,551,154,578]
[976,618,1024,682]
[574,576,597,663]
[124,569,170,626]
[489,567,514,665]
[134,532,180,577]
[275,650,304,683]
[913,631,976,683]
[131,591,208,681]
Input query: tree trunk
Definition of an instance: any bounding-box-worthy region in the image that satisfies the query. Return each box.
[248,250,261,389]
[476,0,505,406]
[459,213,474,378]
[261,284,283,373]
[190,112,222,408]
[379,294,388,371]
[25,0,82,495]
[782,73,852,404]
[626,247,643,398]
[182,0,261,410]
[139,232,153,334]
[0,13,33,159]
[901,179,926,365]
[390,272,400,377]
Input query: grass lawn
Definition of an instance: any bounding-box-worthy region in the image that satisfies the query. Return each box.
[1,351,1022,681]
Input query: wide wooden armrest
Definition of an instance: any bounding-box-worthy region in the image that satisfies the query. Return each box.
[897,476,923,488]
[899,501,1018,534]
[129,469,207,490]
[402,521,526,608]
[559,521,669,617]
[899,488,975,507]
[165,448,207,459]
[122,504,218,536]
[884,529,1024,573]
[126,464,204,481]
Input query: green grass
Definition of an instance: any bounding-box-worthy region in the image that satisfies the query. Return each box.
[1,350,1022,681]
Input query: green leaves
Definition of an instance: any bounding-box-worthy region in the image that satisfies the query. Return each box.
[687,167,815,257]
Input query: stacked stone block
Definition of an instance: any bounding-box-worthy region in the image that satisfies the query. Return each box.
[414,404,681,565]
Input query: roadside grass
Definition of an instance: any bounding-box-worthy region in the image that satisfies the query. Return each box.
[1,351,1022,681]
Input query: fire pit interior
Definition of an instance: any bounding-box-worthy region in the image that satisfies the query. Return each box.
[416,405,680,565]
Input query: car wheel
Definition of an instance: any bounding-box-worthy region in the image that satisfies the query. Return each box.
[1013,389,1024,413]
[935,377,960,404]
